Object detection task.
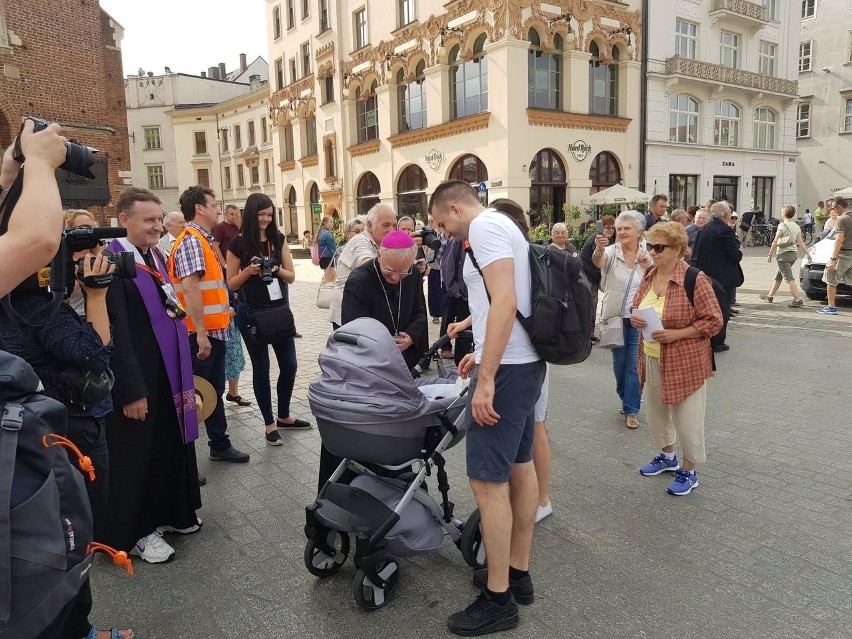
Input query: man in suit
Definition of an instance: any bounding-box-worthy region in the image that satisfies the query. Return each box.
[691,201,741,352]
[158,211,186,254]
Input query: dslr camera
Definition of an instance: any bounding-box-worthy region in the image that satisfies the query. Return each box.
[251,256,276,284]
[12,116,99,180]
[416,226,441,251]
[65,226,136,291]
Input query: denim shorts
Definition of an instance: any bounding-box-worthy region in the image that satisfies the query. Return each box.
[465,360,546,483]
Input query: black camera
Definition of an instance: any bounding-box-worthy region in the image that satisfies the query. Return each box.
[251,256,276,284]
[12,116,98,180]
[74,249,136,289]
[417,226,441,251]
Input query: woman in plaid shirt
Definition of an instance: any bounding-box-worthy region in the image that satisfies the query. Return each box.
[630,222,723,496]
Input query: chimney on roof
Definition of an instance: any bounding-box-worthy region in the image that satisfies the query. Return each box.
[249,74,261,90]
[208,66,219,80]
[239,53,247,72]
[219,62,227,79]
[201,71,207,78]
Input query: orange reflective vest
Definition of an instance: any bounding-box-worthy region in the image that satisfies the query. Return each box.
[167,226,231,333]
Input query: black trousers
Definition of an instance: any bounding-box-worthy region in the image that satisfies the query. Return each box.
[441,295,473,366]
[711,286,736,349]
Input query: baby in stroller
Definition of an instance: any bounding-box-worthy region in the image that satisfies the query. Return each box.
[305,318,485,610]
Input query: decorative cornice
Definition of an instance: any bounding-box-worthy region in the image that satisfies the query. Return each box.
[526,109,631,133]
[300,154,319,167]
[388,112,490,148]
[346,139,381,157]
[316,41,334,60]
[278,160,296,172]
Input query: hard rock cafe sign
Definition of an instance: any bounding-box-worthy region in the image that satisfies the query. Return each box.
[425,149,444,171]
[567,140,592,162]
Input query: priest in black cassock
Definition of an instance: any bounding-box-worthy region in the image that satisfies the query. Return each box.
[341,229,426,370]
[102,187,202,564]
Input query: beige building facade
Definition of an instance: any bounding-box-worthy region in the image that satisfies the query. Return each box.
[266,0,642,237]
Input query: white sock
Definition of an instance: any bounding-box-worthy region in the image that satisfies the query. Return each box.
[662,451,675,461]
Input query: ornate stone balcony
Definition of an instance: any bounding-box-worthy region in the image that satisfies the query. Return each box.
[664,56,798,97]
[708,0,769,30]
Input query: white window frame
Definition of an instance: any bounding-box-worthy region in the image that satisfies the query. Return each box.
[799,41,813,72]
[273,5,282,39]
[301,42,311,77]
[801,0,815,19]
[668,94,699,144]
[289,58,297,84]
[353,8,368,50]
[763,0,777,20]
[286,0,295,29]
[301,0,309,20]
[146,164,165,190]
[753,107,776,150]
[319,0,329,31]
[758,41,776,77]
[142,126,161,150]
[844,98,852,133]
[796,103,811,138]
[275,58,284,90]
[713,100,740,147]
[847,30,852,63]
[194,131,207,155]
[720,31,740,69]
[675,19,698,60]
[398,0,414,28]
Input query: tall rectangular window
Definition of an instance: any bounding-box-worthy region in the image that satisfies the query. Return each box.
[302,42,311,77]
[301,0,309,20]
[263,158,271,183]
[147,165,164,190]
[796,103,811,138]
[354,8,367,50]
[273,5,282,38]
[260,117,268,143]
[289,58,297,84]
[237,164,245,187]
[284,124,295,161]
[275,58,284,89]
[224,166,232,190]
[323,76,335,103]
[194,131,207,155]
[220,129,229,152]
[675,20,697,60]
[319,0,329,31]
[398,0,414,28]
[305,118,318,156]
[250,165,260,185]
[234,125,242,149]
[847,30,852,63]
[286,0,295,28]
[668,175,699,210]
[196,168,210,187]
[720,31,739,69]
[143,126,161,150]
[763,0,777,20]
[758,41,776,76]
[799,41,813,72]
[844,98,852,133]
[801,0,815,19]
[248,121,256,146]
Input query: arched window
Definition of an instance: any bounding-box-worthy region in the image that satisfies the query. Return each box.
[398,61,427,132]
[309,182,321,236]
[396,165,428,219]
[449,154,488,185]
[714,100,740,147]
[287,187,298,238]
[669,94,699,143]
[450,34,488,119]
[356,81,378,143]
[589,41,618,116]
[529,148,566,224]
[356,171,381,215]
[589,152,621,192]
[753,107,776,150]
[528,29,562,110]
[323,137,336,178]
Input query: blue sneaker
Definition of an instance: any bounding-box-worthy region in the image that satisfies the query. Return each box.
[816,306,837,315]
[666,469,699,495]
[639,453,680,476]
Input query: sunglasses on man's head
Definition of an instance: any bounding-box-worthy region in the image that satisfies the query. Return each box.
[647,243,670,254]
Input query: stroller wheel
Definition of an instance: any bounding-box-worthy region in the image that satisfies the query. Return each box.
[304,530,350,577]
[352,558,400,611]
[460,509,487,569]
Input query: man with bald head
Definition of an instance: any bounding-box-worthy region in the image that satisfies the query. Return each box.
[158,211,186,254]
[686,209,710,249]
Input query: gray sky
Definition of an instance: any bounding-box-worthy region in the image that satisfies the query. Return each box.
[100,0,267,77]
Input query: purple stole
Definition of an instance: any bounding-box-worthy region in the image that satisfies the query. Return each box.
[109,239,199,443]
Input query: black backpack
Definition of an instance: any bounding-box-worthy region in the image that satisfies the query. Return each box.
[683,266,729,336]
[0,351,94,639]
[467,243,594,365]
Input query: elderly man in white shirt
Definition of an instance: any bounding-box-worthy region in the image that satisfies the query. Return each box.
[157,210,186,255]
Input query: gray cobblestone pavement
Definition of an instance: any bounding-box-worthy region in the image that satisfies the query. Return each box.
[93,247,851,638]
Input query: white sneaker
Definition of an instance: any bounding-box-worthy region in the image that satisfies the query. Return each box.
[130,531,176,563]
[535,502,553,523]
[158,517,202,535]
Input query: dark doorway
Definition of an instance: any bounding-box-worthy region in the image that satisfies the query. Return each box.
[712,176,739,212]
[752,176,774,220]
[529,148,566,225]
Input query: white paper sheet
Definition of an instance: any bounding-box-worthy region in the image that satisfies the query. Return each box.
[634,307,663,342]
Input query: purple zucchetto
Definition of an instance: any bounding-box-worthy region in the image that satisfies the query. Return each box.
[381,230,415,249]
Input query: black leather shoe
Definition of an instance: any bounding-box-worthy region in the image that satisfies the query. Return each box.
[209,446,250,463]
[198,474,207,487]
[712,344,730,353]
[225,394,252,407]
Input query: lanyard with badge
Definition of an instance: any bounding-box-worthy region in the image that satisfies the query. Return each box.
[259,239,283,302]
[136,255,187,319]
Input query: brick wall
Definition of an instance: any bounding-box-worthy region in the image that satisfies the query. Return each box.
[0,0,130,221]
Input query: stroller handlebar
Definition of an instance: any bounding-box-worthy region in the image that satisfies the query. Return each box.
[411,330,472,378]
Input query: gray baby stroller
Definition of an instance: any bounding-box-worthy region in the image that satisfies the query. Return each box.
[305,318,485,610]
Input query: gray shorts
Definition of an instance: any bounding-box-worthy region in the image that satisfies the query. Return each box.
[822,255,852,287]
[465,360,545,483]
[774,251,798,282]
[534,364,550,422]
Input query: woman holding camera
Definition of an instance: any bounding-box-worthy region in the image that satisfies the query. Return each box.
[227,193,311,446]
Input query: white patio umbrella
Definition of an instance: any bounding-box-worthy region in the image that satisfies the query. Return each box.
[582,184,652,206]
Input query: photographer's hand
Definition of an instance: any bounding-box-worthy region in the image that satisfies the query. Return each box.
[19,119,68,171]
[0,145,22,189]
[81,254,115,346]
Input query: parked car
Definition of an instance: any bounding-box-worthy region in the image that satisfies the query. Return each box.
[799,227,852,300]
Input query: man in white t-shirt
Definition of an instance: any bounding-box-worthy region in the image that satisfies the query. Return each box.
[429,181,545,636]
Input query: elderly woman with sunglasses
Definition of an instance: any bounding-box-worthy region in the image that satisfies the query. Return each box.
[592,211,653,429]
[629,222,723,496]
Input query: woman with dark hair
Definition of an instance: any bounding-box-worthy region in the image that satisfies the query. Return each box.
[226,193,310,446]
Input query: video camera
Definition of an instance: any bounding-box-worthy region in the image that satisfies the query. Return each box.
[66,226,136,290]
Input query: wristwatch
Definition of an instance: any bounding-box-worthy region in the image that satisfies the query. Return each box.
[829,256,839,262]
